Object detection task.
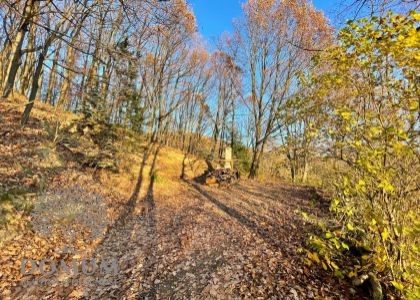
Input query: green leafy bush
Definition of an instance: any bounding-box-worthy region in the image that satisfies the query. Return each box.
[304,11,419,298]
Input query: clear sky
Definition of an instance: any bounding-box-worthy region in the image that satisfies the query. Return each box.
[188,0,344,45]
[187,0,347,141]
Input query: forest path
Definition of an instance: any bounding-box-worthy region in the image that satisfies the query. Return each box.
[10,180,358,299]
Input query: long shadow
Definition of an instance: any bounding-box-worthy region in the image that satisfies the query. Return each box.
[235,183,329,213]
[93,142,160,299]
[132,144,160,300]
[187,181,282,250]
[133,175,157,300]
[234,184,279,202]
[111,145,152,228]
[186,181,362,297]
[39,145,159,299]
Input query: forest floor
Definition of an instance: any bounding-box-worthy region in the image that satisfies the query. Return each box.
[0,98,363,299]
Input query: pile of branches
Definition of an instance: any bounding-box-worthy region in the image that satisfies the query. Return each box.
[205,168,240,186]
[195,160,240,187]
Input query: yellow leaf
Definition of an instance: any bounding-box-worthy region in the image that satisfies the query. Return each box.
[324,254,331,265]
[342,242,350,250]
[409,100,418,111]
[378,180,394,193]
[381,228,389,241]
[312,252,321,264]
[369,126,380,136]
[341,111,351,120]
[347,223,354,231]
[391,281,404,291]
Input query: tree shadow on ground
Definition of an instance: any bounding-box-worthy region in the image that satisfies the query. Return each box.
[234,182,330,214]
[83,145,160,299]
[132,145,159,300]
[13,145,161,299]
[187,181,286,250]
[187,180,362,299]
[187,179,332,260]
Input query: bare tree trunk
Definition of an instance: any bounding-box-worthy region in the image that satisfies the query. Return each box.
[37,68,43,101]
[302,155,308,183]
[78,50,91,112]
[212,81,223,157]
[248,116,262,179]
[0,38,11,86]
[21,48,46,125]
[249,146,260,179]
[231,92,235,149]
[19,18,37,96]
[58,44,74,109]
[84,12,105,116]
[2,0,35,98]
[45,46,61,105]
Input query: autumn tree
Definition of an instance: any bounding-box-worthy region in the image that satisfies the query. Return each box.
[128,0,199,200]
[234,0,331,178]
[337,0,419,19]
[277,69,327,183]
[210,41,242,160]
[305,11,419,297]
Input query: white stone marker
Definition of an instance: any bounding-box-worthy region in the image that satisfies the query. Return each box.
[224,147,232,169]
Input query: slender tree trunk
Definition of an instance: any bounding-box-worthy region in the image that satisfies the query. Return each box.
[249,145,260,179]
[84,17,104,116]
[0,38,11,86]
[231,94,235,149]
[19,19,37,96]
[58,45,74,110]
[37,68,43,101]
[19,53,33,96]
[3,0,35,98]
[212,81,224,157]
[248,117,262,179]
[45,46,61,105]
[302,155,308,183]
[21,48,46,125]
[78,50,90,112]
[291,164,296,182]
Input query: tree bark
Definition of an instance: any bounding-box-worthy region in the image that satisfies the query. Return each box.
[45,45,61,105]
[21,48,45,125]
[2,0,35,98]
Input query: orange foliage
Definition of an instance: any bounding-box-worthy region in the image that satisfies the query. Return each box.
[242,0,332,49]
[172,0,197,34]
[190,46,209,67]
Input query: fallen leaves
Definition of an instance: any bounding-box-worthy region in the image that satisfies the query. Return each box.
[0,103,357,298]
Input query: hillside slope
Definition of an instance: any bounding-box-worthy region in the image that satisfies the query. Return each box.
[0,98,360,299]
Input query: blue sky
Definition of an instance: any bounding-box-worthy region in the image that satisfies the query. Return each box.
[188,0,344,45]
[187,1,347,143]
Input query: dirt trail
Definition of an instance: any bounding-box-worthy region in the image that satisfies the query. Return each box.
[9,178,359,300]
